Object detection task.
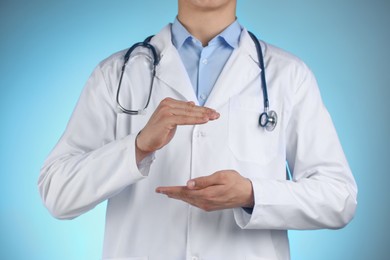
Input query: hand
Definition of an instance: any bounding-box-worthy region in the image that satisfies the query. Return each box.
[136,98,220,163]
[156,170,254,212]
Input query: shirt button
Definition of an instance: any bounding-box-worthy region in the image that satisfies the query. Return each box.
[201,58,208,64]
[200,93,207,100]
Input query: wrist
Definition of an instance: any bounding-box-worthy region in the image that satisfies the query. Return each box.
[243,178,255,208]
[135,133,153,163]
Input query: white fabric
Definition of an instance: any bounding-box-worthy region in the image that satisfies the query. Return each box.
[38,24,357,260]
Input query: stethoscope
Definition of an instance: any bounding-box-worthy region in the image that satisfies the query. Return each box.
[116,32,278,131]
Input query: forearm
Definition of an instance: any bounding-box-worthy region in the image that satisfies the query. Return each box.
[38,134,146,219]
[235,172,357,230]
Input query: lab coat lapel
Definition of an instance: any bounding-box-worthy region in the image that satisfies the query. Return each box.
[205,30,261,108]
[151,25,197,103]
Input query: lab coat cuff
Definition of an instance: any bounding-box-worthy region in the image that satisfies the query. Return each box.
[137,152,156,176]
[125,134,153,179]
[233,176,262,229]
[235,178,298,229]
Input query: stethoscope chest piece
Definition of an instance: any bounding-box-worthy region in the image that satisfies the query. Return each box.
[259,110,278,131]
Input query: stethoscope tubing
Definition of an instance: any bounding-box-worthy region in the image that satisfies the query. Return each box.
[247,31,269,110]
[116,31,277,131]
[116,37,159,114]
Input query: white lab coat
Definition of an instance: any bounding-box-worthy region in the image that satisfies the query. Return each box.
[38,25,357,260]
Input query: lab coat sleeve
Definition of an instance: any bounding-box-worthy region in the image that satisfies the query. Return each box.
[234,66,357,230]
[38,64,151,220]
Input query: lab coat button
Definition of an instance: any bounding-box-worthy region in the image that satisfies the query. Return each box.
[191,257,199,260]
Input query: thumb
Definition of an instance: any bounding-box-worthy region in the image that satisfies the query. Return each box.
[187,173,219,190]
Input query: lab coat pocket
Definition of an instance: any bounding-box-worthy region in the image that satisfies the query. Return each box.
[228,96,279,165]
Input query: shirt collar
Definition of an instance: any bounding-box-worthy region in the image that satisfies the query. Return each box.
[171,18,192,48]
[216,19,241,49]
[171,17,242,49]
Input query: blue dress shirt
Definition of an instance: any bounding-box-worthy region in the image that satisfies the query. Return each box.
[171,18,242,106]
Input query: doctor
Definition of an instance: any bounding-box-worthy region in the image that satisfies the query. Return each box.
[38,0,357,259]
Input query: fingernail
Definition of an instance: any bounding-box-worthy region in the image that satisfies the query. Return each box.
[187,180,195,189]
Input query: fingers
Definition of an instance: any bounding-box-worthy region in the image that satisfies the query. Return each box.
[156,186,210,200]
[156,170,255,211]
[187,171,226,190]
[156,185,228,212]
[159,98,220,124]
[155,186,184,195]
[155,185,218,211]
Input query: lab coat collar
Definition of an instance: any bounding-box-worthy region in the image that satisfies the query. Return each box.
[204,29,263,108]
[151,25,198,103]
[150,25,263,107]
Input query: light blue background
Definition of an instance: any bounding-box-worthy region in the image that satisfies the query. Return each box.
[1,0,389,259]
